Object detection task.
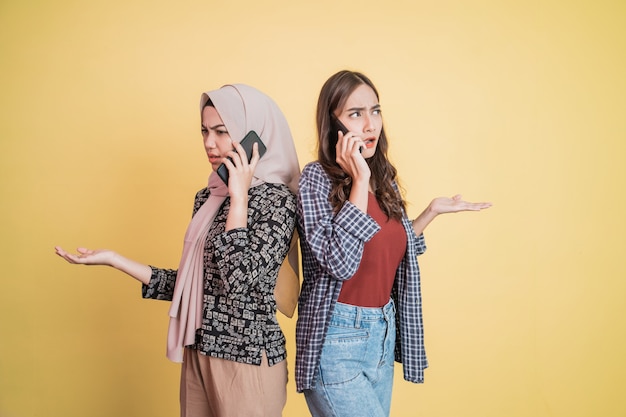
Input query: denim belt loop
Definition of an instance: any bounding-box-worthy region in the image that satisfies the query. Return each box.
[355,307,362,329]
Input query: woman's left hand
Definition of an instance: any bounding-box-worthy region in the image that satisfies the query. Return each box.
[411,194,492,235]
[430,194,492,214]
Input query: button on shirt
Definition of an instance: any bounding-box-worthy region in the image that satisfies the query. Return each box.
[294,162,428,392]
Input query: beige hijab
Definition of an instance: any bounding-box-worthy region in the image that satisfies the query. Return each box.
[166,84,301,363]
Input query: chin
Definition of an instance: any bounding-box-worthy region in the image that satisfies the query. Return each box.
[362,148,376,159]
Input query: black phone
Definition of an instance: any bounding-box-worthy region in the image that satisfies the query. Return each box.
[330,114,349,146]
[216,130,267,185]
[330,114,362,153]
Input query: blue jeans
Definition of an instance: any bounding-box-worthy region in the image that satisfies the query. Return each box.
[304,299,396,417]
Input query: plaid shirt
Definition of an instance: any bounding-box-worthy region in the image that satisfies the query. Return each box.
[294,162,428,392]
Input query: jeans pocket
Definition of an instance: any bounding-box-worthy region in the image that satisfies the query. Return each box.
[319,325,369,386]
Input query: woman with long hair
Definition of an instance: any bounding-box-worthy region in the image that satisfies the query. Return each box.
[295,70,491,417]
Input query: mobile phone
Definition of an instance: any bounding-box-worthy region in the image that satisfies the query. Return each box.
[330,114,349,146]
[216,130,267,185]
[330,114,362,153]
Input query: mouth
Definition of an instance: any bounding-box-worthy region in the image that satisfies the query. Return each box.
[363,137,377,149]
[208,154,222,164]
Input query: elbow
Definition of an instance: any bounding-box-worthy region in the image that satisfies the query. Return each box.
[323,256,360,281]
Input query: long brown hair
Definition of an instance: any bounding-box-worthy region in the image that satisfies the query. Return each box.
[316,70,406,220]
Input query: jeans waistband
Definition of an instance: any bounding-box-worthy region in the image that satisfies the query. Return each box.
[332,299,395,323]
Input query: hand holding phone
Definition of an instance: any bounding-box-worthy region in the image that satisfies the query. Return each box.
[331,114,362,153]
[216,130,267,185]
[330,114,349,146]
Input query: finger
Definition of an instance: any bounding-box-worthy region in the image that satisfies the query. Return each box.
[336,131,347,156]
[463,202,492,211]
[340,134,362,157]
[248,143,260,169]
[351,137,365,155]
[233,142,248,167]
[225,150,242,168]
[219,154,236,176]
[55,246,76,261]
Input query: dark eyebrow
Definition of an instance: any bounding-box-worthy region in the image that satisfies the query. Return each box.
[346,104,381,113]
[201,123,227,130]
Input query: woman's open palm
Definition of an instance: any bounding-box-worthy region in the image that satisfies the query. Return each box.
[55,246,115,266]
[431,195,492,214]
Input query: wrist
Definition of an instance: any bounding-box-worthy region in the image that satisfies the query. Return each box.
[109,252,122,269]
[426,200,439,216]
[229,194,249,208]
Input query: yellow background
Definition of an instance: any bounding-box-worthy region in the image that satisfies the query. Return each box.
[1,0,625,416]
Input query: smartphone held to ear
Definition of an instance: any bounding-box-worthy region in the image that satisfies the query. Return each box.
[330,114,362,153]
[330,114,349,144]
[217,130,267,185]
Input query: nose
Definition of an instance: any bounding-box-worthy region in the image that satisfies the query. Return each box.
[204,132,216,150]
[363,115,374,133]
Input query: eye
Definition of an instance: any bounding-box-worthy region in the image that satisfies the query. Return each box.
[372,108,381,116]
[216,129,229,135]
[201,127,208,135]
[348,111,361,118]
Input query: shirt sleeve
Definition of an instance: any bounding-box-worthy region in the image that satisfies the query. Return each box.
[211,187,297,296]
[298,164,380,281]
[141,189,207,301]
[142,266,177,301]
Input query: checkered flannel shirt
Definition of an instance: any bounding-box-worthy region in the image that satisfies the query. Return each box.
[294,162,428,392]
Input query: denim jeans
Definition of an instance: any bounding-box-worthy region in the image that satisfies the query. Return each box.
[304,299,396,417]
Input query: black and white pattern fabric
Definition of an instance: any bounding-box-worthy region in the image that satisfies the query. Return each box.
[143,182,296,366]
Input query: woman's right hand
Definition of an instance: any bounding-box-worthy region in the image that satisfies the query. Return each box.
[335,131,370,183]
[54,246,152,284]
[335,131,371,213]
[55,246,116,266]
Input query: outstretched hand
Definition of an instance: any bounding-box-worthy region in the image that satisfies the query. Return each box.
[55,246,116,266]
[430,194,492,215]
[411,195,492,236]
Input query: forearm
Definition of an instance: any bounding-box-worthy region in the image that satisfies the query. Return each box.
[304,201,380,281]
[411,201,438,236]
[109,253,153,285]
[225,195,249,231]
[348,178,369,213]
[215,204,295,293]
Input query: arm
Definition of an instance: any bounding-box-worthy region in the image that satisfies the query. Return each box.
[335,130,370,213]
[221,141,261,231]
[54,246,152,285]
[412,194,492,235]
[298,164,380,281]
[212,186,297,295]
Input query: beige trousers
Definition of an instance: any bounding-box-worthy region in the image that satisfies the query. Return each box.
[180,348,287,417]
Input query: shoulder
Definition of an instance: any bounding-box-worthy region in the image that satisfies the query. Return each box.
[251,182,296,205]
[195,187,210,200]
[192,187,210,214]
[300,162,331,190]
[301,161,325,178]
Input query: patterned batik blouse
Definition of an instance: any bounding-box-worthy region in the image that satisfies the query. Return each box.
[142,182,297,367]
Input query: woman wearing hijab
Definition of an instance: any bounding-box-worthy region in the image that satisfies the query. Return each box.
[55,84,301,417]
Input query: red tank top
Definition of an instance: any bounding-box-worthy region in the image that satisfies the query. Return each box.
[338,193,407,307]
